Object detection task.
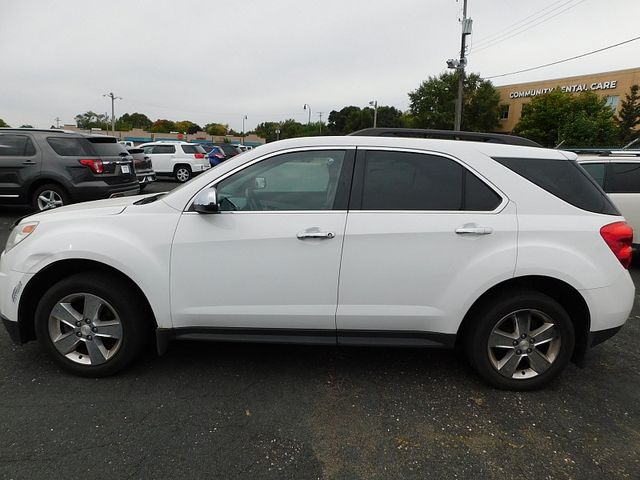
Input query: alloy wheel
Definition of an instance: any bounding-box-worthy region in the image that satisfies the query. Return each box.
[487,309,561,379]
[37,190,64,210]
[47,293,123,366]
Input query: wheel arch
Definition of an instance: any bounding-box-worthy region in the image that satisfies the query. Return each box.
[27,178,70,203]
[17,258,158,343]
[456,275,590,365]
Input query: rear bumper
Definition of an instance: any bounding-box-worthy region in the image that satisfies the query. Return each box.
[136,172,156,184]
[71,181,140,202]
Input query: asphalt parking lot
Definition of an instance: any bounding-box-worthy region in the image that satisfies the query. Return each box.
[0,181,638,479]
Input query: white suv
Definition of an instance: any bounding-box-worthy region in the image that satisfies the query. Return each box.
[138,141,210,182]
[0,131,634,390]
[578,151,640,249]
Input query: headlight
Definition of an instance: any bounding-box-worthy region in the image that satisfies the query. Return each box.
[6,222,38,252]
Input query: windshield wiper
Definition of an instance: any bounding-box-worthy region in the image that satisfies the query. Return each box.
[133,193,166,205]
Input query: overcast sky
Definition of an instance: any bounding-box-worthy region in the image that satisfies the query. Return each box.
[1,0,639,131]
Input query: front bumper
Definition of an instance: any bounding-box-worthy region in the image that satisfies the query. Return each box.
[2,314,23,344]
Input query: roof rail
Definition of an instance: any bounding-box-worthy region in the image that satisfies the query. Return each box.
[348,128,542,147]
[565,148,640,157]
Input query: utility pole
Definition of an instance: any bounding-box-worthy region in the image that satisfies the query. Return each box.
[318,112,324,134]
[369,100,378,128]
[103,92,122,135]
[54,117,61,128]
[454,0,471,131]
[303,104,312,125]
[242,115,248,146]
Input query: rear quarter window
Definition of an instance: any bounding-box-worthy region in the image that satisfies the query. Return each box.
[87,137,128,156]
[494,156,618,215]
[47,137,92,156]
[181,145,206,154]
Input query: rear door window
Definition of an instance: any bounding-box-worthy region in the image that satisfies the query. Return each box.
[358,150,501,211]
[152,145,176,154]
[608,162,640,193]
[0,134,37,156]
[494,157,618,215]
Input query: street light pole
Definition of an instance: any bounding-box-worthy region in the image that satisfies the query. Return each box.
[318,112,323,134]
[369,100,378,128]
[242,115,247,146]
[303,104,312,125]
[103,92,122,135]
[454,0,471,131]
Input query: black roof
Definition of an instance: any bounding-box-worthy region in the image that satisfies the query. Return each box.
[348,128,542,147]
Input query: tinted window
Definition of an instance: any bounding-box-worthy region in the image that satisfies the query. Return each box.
[580,162,606,188]
[181,144,206,154]
[217,150,346,211]
[87,137,128,156]
[0,134,36,156]
[360,150,500,211]
[47,137,92,156]
[494,157,618,215]
[608,162,640,193]
[152,145,176,154]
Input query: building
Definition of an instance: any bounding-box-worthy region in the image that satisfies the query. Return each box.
[494,67,640,133]
[61,125,266,147]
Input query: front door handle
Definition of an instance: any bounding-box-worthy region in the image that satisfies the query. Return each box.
[297,231,335,240]
[455,226,493,235]
[22,160,36,165]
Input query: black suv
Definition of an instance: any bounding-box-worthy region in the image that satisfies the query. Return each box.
[0,129,140,211]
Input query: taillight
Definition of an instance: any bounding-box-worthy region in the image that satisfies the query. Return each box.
[79,159,104,174]
[194,153,204,159]
[600,221,633,269]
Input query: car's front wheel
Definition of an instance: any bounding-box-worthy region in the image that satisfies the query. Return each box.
[466,290,575,390]
[34,273,150,377]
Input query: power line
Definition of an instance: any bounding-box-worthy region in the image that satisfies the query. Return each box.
[471,0,587,54]
[472,0,575,47]
[483,35,640,80]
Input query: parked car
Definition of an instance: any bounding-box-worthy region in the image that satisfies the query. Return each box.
[0,128,139,211]
[207,146,227,166]
[1,130,634,390]
[214,143,242,158]
[578,151,640,249]
[138,141,210,182]
[126,148,156,191]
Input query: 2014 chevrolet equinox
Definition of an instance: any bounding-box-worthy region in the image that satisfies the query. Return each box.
[0,131,634,390]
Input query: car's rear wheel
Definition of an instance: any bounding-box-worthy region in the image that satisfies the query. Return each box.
[34,273,150,377]
[466,290,575,390]
[174,165,192,183]
[32,184,69,211]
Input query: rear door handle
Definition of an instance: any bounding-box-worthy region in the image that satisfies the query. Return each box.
[455,226,493,235]
[22,160,36,165]
[297,231,335,240]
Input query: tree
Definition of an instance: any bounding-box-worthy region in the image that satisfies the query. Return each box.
[327,105,404,134]
[408,72,500,131]
[617,84,640,144]
[0,118,8,127]
[150,119,176,133]
[117,112,152,131]
[174,121,202,134]
[74,111,109,130]
[514,90,618,148]
[205,123,229,136]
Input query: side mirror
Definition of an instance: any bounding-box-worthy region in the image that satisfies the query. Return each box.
[193,188,219,214]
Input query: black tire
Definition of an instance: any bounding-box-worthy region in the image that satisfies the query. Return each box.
[174,165,192,183]
[466,289,575,390]
[32,183,70,211]
[34,272,150,377]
